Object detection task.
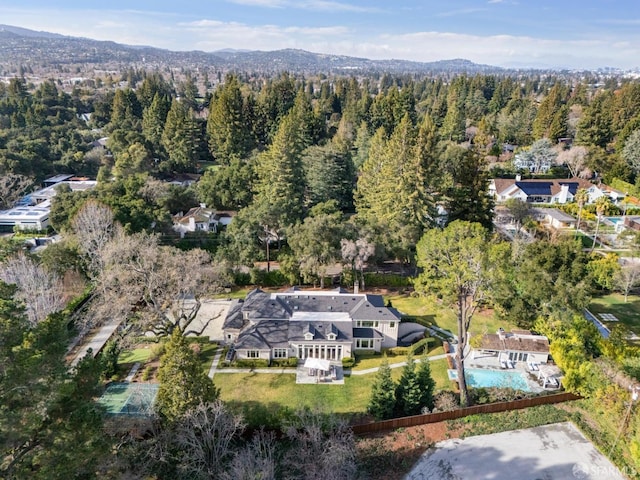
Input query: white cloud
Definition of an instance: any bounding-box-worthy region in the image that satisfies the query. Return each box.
[225,0,382,13]
[436,8,487,18]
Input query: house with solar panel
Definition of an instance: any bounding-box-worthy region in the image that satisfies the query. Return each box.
[222,288,402,363]
[489,176,604,205]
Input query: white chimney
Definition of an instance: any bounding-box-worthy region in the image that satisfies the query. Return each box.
[515,174,522,181]
[558,184,570,204]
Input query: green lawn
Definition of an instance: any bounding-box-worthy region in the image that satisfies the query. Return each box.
[118,347,154,365]
[387,293,513,337]
[588,293,640,334]
[351,345,445,371]
[197,342,219,373]
[215,358,452,415]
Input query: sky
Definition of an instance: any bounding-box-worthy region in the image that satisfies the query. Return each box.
[1,0,640,69]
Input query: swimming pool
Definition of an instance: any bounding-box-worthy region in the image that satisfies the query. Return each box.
[448,368,533,392]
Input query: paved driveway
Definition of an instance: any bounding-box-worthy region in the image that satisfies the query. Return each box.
[405,422,627,480]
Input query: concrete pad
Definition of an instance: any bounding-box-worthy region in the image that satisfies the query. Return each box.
[183,299,230,342]
[405,422,626,480]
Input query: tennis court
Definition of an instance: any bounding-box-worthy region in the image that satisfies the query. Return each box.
[98,382,158,416]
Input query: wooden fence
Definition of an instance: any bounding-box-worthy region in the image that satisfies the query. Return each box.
[351,392,580,436]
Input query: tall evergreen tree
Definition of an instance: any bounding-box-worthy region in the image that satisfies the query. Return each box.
[156,329,219,422]
[142,92,170,148]
[206,75,254,165]
[161,99,203,172]
[395,353,423,416]
[533,83,567,141]
[253,112,307,229]
[367,357,396,420]
[416,357,436,412]
[302,144,354,211]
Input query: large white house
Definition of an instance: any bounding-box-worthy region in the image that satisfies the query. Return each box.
[489,176,603,205]
[223,288,402,363]
[172,206,235,237]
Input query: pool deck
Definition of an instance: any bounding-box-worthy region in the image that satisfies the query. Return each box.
[465,354,551,393]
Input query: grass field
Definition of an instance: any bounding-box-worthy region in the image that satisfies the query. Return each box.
[118,347,154,365]
[387,293,512,336]
[351,345,445,371]
[216,358,452,414]
[588,293,640,335]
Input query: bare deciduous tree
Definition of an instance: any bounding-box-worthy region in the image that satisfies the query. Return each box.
[341,237,375,292]
[0,253,64,326]
[0,173,32,210]
[222,430,276,480]
[556,145,590,178]
[282,410,357,480]
[615,260,640,302]
[91,230,227,335]
[174,401,246,479]
[71,200,117,278]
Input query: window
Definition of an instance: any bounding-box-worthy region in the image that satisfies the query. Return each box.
[247,350,260,358]
[273,348,287,358]
[390,322,395,329]
[327,333,337,340]
[356,321,379,328]
[356,339,373,349]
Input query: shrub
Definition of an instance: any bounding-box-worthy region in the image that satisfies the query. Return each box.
[234,359,269,368]
[141,366,153,381]
[409,337,434,355]
[342,357,356,368]
[249,268,288,287]
[432,391,459,412]
[271,357,298,367]
[151,342,166,361]
[363,273,410,288]
[386,347,410,356]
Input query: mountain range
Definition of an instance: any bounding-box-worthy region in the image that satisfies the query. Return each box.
[0,24,508,75]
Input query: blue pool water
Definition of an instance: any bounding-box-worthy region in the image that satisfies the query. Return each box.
[448,368,532,392]
[606,216,623,225]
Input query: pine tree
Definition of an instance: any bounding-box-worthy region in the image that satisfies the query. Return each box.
[416,357,436,412]
[533,83,567,141]
[252,112,307,229]
[206,75,254,165]
[161,99,202,172]
[395,353,423,416]
[156,330,219,422]
[142,92,170,148]
[367,357,396,420]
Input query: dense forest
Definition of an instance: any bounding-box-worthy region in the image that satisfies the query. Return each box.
[3,70,640,271]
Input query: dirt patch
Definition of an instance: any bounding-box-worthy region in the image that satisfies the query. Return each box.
[357,421,464,480]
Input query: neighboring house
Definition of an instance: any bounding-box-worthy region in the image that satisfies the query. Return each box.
[477,329,550,364]
[172,206,235,237]
[489,176,601,204]
[165,173,201,187]
[531,208,577,230]
[0,203,51,232]
[223,288,402,363]
[31,178,98,204]
[1,177,98,232]
[513,153,552,173]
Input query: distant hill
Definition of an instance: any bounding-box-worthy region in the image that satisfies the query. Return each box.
[0,24,505,75]
[0,24,65,39]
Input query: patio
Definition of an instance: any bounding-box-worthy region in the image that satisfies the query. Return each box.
[295,358,345,385]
